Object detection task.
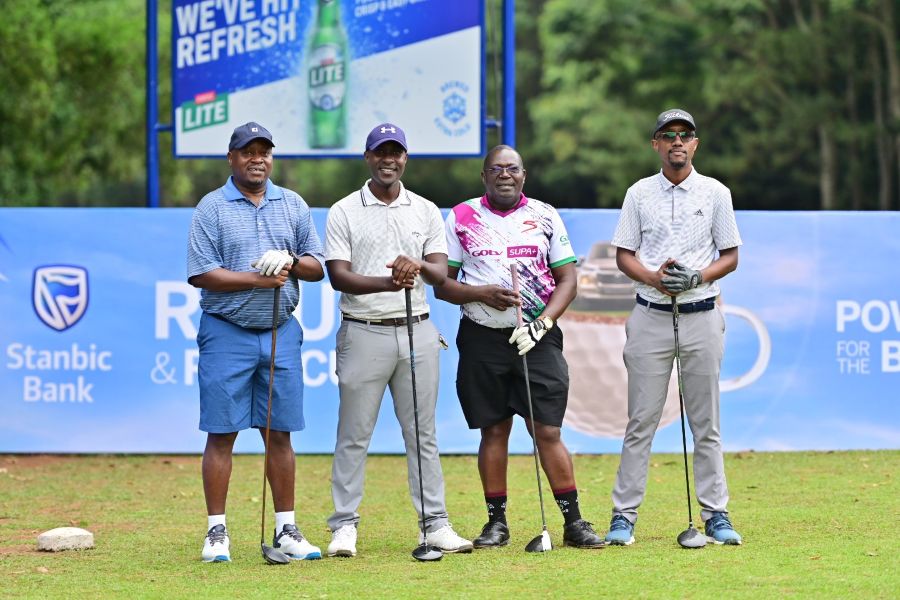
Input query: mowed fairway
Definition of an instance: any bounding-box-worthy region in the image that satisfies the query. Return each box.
[1,451,896,599]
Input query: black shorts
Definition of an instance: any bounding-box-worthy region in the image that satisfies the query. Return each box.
[456,317,569,429]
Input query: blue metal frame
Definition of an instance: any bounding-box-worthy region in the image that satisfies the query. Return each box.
[145,0,515,207]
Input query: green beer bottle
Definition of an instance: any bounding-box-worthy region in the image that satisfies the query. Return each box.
[307,0,348,149]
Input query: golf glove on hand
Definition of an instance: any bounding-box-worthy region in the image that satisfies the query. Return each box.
[509,317,553,356]
[253,249,292,276]
[662,262,703,294]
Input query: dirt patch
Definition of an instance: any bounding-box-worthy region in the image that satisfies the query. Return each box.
[561,312,628,325]
[1,455,74,469]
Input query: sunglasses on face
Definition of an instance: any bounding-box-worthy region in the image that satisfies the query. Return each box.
[655,131,696,142]
[485,165,523,176]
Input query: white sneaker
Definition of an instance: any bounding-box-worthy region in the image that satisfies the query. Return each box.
[420,524,474,553]
[201,524,231,562]
[273,524,322,560]
[327,524,358,557]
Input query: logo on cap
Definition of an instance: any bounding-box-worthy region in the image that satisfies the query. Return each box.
[381,126,396,134]
[251,127,258,133]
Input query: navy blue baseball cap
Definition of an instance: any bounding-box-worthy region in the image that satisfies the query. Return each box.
[652,109,696,136]
[365,123,407,152]
[229,122,275,150]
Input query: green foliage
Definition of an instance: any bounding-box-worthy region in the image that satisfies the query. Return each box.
[0,0,895,209]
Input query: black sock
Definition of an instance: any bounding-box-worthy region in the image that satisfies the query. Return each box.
[553,487,581,525]
[485,492,507,524]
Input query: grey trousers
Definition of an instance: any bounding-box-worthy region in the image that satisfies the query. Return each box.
[328,318,449,533]
[611,303,730,523]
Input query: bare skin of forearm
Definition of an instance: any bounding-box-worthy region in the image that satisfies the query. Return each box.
[292,256,325,282]
[189,268,285,292]
[539,263,576,322]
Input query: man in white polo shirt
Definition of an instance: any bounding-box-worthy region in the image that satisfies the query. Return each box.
[435,145,605,549]
[604,108,743,546]
[323,123,472,557]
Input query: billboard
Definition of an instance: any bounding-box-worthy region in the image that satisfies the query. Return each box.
[1,208,898,453]
[172,0,484,157]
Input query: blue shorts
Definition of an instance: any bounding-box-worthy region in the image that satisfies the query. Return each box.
[197,313,305,433]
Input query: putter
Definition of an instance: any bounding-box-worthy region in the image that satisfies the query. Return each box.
[672,296,707,549]
[510,265,552,553]
[405,288,443,562]
[260,286,291,565]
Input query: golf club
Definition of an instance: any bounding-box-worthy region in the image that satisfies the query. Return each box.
[405,288,443,562]
[510,264,552,553]
[260,286,291,565]
[672,296,707,549]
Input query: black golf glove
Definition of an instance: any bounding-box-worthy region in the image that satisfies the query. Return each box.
[662,262,703,294]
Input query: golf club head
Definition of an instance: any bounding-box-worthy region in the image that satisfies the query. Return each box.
[412,543,443,562]
[677,527,707,549]
[261,542,291,564]
[524,530,552,553]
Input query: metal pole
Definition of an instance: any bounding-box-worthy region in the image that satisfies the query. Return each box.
[146,0,160,208]
[502,0,516,147]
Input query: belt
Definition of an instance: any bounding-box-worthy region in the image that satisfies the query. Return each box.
[207,312,271,331]
[636,295,716,313]
[342,313,429,327]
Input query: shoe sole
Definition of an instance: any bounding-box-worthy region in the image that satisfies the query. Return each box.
[604,537,635,546]
[327,550,357,557]
[564,541,608,549]
[202,555,231,562]
[473,540,510,549]
[286,551,322,560]
[706,536,741,546]
[439,545,474,554]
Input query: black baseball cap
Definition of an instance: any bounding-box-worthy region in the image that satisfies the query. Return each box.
[229,122,275,150]
[652,109,696,136]
[365,123,408,152]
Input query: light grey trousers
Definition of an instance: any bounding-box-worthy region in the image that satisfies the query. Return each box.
[328,318,449,533]
[611,303,730,523]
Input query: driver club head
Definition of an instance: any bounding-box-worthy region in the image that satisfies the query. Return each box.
[677,527,708,549]
[261,542,291,564]
[524,530,552,553]
[412,543,443,562]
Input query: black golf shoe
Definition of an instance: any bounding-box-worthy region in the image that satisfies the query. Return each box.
[563,519,606,549]
[473,521,510,548]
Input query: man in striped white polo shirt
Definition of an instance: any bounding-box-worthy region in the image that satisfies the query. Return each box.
[188,122,326,562]
[324,123,472,557]
[605,109,744,546]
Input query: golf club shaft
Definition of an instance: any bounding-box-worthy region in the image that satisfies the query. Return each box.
[510,264,549,532]
[672,296,695,527]
[261,286,281,545]
[405,288,430,540]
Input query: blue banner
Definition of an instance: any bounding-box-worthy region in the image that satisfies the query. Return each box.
[1,208,898,453]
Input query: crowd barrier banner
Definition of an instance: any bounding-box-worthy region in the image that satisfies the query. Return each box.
[1,207,898,453]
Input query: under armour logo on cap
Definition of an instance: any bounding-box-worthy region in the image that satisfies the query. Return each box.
[366,123,408,152]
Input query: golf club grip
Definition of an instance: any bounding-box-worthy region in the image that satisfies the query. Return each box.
[509,263,523,327]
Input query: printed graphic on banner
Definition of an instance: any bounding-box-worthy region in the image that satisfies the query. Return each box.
[33,266,89,332]
[173,0,483,156]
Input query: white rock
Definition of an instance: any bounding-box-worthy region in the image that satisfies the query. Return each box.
[37,527,94,551]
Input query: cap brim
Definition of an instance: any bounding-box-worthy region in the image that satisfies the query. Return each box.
[367,137,407,152]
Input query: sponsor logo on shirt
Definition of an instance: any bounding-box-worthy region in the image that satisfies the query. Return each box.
[521,219,538,233]
[507,246,539,259]
[472,248,502,257]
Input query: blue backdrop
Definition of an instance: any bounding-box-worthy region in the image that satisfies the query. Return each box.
[1,207,898,453]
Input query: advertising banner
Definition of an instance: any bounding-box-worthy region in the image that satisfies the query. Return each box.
[173,0,483,157]
[1,208,898,453]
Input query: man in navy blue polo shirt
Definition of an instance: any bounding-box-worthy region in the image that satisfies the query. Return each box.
[188,122,325,562]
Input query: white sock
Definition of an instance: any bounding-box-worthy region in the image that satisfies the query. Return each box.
[275,511,295,533]
[208,514,226,530]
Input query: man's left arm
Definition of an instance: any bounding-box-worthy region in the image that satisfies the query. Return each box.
[290,202,325,282]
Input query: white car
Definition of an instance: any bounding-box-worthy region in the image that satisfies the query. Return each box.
[572,242,634,311]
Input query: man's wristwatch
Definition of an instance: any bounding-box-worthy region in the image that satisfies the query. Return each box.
[289,253,300,270]
[538,316,554,331]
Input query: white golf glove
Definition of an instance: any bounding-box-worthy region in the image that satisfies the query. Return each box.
[252,249,292,276]
[508,316,554,356]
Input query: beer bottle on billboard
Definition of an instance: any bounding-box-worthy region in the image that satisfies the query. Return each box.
[308,0,348,149]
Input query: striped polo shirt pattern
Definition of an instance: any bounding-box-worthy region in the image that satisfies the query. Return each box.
[445,194,576,329]
[611,168,743,304]
[187,177,325,329]
[325,181,447,320]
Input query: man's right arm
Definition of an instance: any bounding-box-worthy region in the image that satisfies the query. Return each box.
[326,260,402,294]
[189,268,287,292]
[616,248,675,297]
[434,266,520,310]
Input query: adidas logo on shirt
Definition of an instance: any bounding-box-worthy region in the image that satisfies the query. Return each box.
[694,209,704,216]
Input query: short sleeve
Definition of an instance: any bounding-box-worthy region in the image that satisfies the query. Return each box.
[324,203,352,262]
[611,186,641,251]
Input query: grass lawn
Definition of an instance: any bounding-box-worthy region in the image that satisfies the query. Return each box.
[1,450,897,599]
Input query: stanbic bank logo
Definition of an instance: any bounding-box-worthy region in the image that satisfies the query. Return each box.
[33,266,89,332]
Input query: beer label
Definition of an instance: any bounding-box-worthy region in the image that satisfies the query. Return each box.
[308,44,346,111]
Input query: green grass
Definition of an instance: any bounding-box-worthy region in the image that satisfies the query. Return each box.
[1,451,897,599]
